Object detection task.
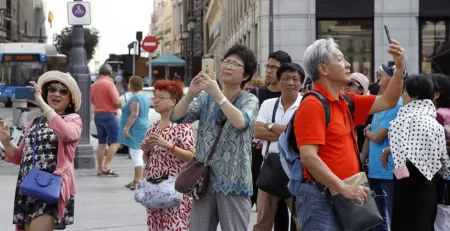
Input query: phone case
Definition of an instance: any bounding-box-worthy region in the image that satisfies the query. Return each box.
[202,59,214,77]
[15,87,35,100]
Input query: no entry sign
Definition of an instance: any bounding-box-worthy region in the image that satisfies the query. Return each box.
[142,36,159,53]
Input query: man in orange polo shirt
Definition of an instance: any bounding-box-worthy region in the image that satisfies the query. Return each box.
[293,38,406,231]
[91,64,123,176]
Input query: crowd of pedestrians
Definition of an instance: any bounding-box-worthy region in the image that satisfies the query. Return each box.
[0,35,449,231]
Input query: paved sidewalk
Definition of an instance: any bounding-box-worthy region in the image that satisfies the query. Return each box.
[0,155,259,231]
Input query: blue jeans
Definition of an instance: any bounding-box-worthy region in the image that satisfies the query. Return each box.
[369,178,393,231]
[295,183,341,231]
[94,114,119,144]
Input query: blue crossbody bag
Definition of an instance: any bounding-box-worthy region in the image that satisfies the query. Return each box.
[19,116,62,203]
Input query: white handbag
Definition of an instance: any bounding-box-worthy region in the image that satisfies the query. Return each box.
[134,175,183,209]
[434,204,450,231]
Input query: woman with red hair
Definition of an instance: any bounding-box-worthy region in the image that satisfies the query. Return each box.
[140,80,196,230]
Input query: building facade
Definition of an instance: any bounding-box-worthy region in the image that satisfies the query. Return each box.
[179,0,204,84]
[222,0,450,81]
[151,0,174,57]
[150,0,185,57]
[0,0,48,43]
[203,0,223,77]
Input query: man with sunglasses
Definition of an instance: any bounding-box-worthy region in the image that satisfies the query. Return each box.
[344,73,371,152]
[360,64,403,231]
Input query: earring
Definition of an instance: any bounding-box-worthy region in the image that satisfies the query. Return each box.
[69,104,72,108]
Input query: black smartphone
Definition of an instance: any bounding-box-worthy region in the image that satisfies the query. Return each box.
[15,87,35,100]
[384,25,392,44]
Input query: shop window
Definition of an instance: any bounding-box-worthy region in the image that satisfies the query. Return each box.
[420,19,450,74]
[317,19,373,81]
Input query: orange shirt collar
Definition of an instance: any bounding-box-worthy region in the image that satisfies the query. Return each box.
[312,82,350,106]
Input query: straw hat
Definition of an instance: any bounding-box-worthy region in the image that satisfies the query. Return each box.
[37,71,82,112]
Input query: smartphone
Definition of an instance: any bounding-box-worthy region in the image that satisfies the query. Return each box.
[202,58,214,77]
[15,87,35,100]
[384,25,392,44]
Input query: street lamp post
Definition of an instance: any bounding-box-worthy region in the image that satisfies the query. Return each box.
[188,17,195,85]
[68,0,95,169]
[182,29,190,85]
[179,37,184,81]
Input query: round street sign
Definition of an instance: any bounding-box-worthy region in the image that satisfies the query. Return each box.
[142,36,159,53]
[72,4,86,18]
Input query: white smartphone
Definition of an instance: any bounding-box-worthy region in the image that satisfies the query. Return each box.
[202,58,214,78]
[11,127,24,147]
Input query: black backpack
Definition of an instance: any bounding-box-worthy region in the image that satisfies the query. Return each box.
[288,91,355,153]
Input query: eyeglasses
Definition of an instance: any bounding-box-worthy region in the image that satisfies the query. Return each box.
[370,190,387,198]
[151,96,173,101]
[264,64,279,70]
[347,82,361,88]
[306,84,312,91]
[48,85,69,96]
[221,59,244,69]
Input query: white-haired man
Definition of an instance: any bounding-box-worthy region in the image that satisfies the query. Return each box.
[293,38,406,230]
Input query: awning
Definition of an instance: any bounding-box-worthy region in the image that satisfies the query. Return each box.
[148,53,185,67]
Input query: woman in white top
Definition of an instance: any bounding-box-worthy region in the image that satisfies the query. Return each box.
[389,74,450,231]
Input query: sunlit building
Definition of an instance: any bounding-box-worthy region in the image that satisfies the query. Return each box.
[223,0,450,81]
[0,0,48,43]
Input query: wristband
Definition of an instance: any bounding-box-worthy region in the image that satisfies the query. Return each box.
[170,143,176,153]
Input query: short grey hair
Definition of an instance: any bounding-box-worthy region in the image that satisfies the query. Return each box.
[303,38,339,82]
[99,64,113,76]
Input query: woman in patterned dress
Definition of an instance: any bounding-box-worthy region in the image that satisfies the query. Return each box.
[0,71,82,231]
[141,80,196,231]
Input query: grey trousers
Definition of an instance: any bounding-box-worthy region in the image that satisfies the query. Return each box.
[189,192,251,231]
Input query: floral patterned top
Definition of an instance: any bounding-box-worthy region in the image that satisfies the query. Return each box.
[144,121,196,179]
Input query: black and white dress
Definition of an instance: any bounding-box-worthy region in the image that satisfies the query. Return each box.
[12,116,75,230]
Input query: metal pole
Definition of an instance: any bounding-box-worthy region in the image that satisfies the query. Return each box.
[269,0,274,53]
[68,0,95,169]
[188,29,193,84]
[132,42,136,76]
[148,53,153,86]
[184,38,189,84]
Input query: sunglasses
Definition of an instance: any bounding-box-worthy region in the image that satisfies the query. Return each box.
[48,85,69,96]
[347,82,361,87]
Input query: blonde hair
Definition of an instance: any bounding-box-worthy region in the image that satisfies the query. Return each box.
[128,76,144,91]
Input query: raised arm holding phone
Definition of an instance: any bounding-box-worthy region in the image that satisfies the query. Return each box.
[293,35,405,231]
[170,45,259,231]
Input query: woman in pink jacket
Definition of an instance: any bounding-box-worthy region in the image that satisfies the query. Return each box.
[0,71,82,231]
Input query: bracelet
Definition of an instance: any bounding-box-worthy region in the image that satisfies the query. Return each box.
[169,143,176,153]
[217,97,228,106]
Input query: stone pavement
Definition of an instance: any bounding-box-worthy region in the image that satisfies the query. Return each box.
[0,154,259,231]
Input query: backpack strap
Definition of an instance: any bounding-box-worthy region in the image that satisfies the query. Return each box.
[341,92,355,117]
[301,91,331,127]
[288,91,353,154]
[264,98,280,157]
[288,91,330,154]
